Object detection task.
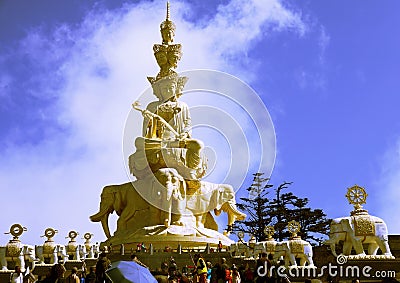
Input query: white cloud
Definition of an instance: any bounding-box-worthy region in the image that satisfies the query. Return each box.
[375,138,400,234]
[0,0,306,245]
[318,25,330,64]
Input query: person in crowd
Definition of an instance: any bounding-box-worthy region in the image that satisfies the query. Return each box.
[243,264,254,283]
[141,242,147,253]
[206,261,212,283]
[66,267,80,283]
[267,254,276,283]
[256,253,270,283]
[153,262,169,283]
[195,254,208,283]
[10,266,23,283]
[231,264,240,283]
[217,241,223,253]
[95,253,111,283]
[217,258,231,283]
[85,266,96,283]
[136,243,142,252]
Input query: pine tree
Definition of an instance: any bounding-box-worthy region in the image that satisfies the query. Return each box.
[234,174,331,245]
[235,173,273,241]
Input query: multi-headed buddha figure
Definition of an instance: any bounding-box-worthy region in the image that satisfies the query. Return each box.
[130,3,206,188]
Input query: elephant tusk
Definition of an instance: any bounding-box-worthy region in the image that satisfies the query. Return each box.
[101,215,112,239]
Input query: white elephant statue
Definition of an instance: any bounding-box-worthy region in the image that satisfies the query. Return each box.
[65,231,86,261]
[252,240,277,258]
[66,243,86,261]
[274,239,314,267]
[35,243,68,264]
[324,215,393,257]
[23,245,36,269]
[56,245,69,263]
[82,233,100,259]
[229,242,250,258]
[0,243,35,271]
[84,243,100,259]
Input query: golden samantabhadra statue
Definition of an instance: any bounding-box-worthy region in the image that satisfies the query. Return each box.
[90,2,246,250]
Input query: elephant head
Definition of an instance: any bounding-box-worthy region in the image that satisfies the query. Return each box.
[90,185,122,238]
[23,245,36,263]
[153,168,187,226]
[154,168,185,202]
[185,182,246,232]
[213,184,246,230]
[56,245,69,263]
[324,218,349,257]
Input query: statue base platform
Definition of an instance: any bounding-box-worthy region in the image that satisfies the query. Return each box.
[101,224,234,251]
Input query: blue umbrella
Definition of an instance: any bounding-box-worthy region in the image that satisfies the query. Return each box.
[106,261,157,283]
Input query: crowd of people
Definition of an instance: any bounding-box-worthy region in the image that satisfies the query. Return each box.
[9,251,399,283]
[149,253,284,283]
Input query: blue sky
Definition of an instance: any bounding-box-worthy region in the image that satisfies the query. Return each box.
[1,0,399,246]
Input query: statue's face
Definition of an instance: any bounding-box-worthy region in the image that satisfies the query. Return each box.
[159,80,176,101]
[155,51,168,67]
[161,28,174,44]
[168,51,180,68]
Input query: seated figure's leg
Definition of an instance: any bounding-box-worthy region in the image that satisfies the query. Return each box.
[185,139,204,171]
[129,137,165,179]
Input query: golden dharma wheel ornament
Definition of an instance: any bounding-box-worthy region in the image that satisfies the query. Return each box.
[84,233,93,240]
[68,230,78,240]
[7,223,26,239]
[346,185,368,210]
[287,220,301,238]
[44,228,57,238]
[264,226,275,239]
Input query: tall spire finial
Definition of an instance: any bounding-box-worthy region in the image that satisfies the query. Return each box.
[160,1,176,45]
[166,1,170,21]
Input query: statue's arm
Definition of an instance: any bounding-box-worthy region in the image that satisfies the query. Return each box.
[180,102,192,138]
[142,102,158,137]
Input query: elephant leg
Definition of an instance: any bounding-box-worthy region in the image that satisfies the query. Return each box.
[368,242,379,255]
[307,255,314,266]
[284,254,290,267]
[299,257,306,266]
[342,241,352,255]
[376,237,392,256]
[350,237,366,255]
[171,199,186,226]
[195,214,204,228]
[51,254,57,264]
[17,256,25,272]
[289,254,296,266]
[0,251,7,270]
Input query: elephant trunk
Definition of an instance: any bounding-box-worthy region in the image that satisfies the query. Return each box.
[222,202,246,225]
[90,207,110,222]
[90,205,113,239]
